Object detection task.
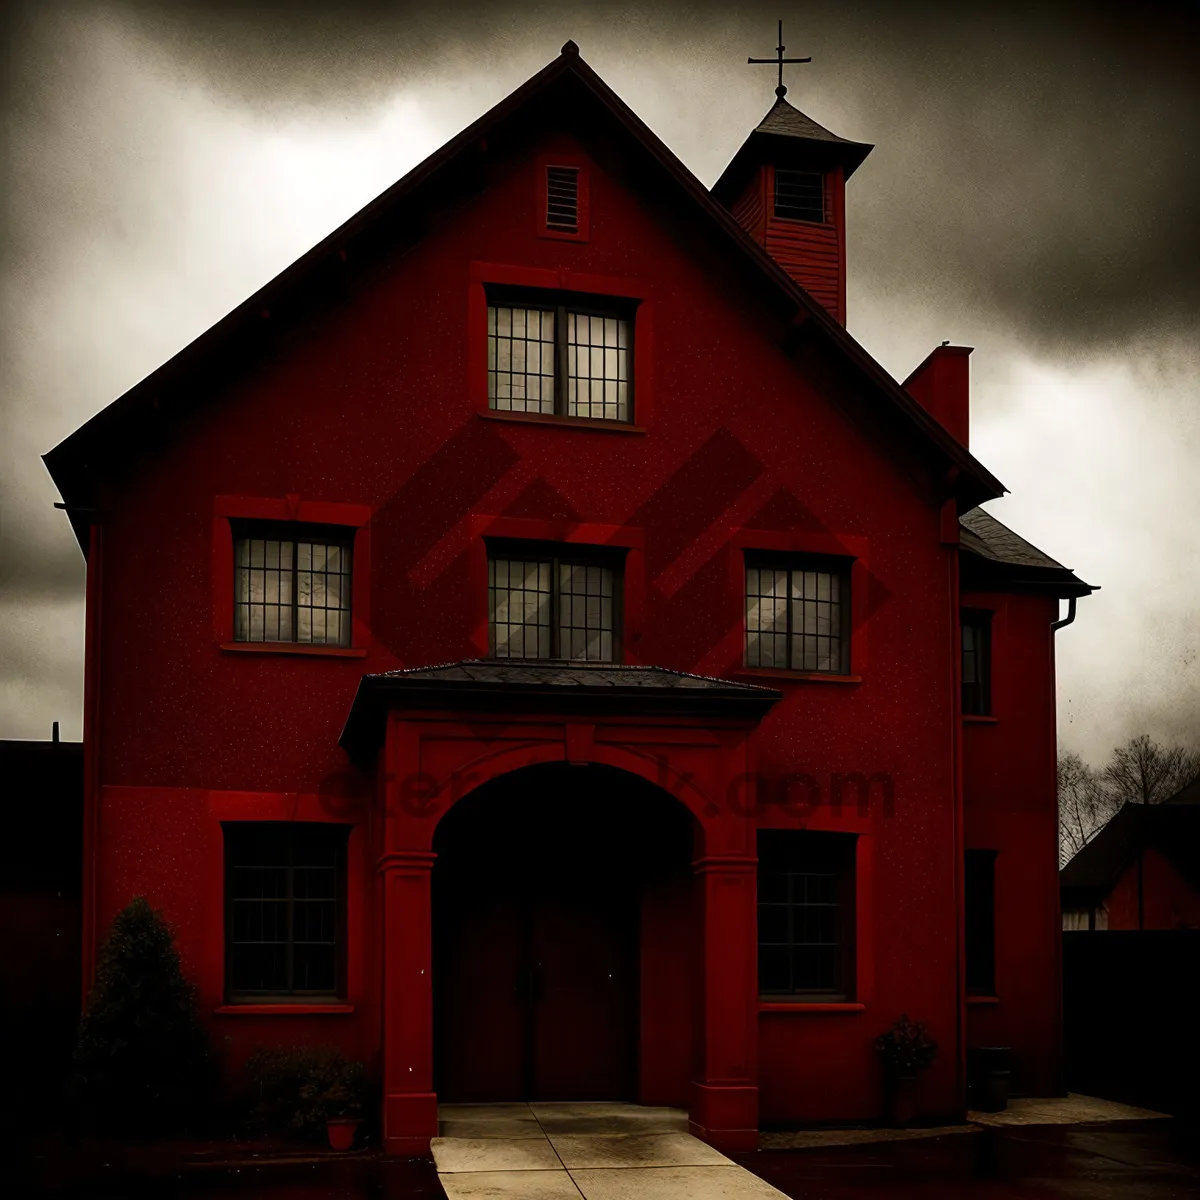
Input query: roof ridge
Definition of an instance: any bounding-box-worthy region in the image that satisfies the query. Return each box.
[45,44,1003,534]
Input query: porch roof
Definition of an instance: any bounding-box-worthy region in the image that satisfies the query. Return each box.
[339,660,781,753]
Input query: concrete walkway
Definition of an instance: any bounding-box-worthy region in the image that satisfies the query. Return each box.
[432,1102,789,1199]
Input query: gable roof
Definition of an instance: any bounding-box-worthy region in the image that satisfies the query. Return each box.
[1061,796,1200,899]
[340,659,781,752]
[44,41,1002,550]
[959,507,1094,597]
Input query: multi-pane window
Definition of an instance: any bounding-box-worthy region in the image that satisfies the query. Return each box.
[774,168,826,223]
[224,823,347,1000]
[745,557,850,674]
[962,612,992,715]
[487,293,633,422]
[488,544,619,662]
[233,522,353,646]
[759,831,855,999]
[965,850,997,995]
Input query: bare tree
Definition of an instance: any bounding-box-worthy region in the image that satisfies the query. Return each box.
[1102,734,1200,807]
[1058,750,1116,866]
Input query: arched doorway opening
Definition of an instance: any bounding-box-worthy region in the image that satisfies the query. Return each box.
[432,762,696,1104]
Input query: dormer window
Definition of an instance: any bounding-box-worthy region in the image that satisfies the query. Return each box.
[774,168,826,223]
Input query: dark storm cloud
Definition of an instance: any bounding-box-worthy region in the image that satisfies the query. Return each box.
[16,0,1195,350]
[0,0,1196,742]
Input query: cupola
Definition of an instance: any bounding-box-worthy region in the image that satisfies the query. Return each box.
[712,34,872,326]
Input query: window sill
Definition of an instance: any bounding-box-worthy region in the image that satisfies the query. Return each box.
[760,1001,865,1014]
[480,410,646,435]
[220,642,367,658]
[215,1003,355,1015]
[963,714,999,724]
[966,994,1000,1006]
[735,669,862,685]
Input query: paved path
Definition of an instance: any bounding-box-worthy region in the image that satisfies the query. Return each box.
[432,1101,788,1199]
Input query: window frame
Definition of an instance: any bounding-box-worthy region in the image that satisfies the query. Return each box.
[230,518,356,649]
[964,849,997,996]
[773,166,828,225]
[758,829,857,1002]
[961,610,993,716]
[744,551,852,676]
[223,821,349,1005]
[485,537,625,663]
[485,285,637,425]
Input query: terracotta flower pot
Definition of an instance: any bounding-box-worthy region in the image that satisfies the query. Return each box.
[326,1117,361,1151]
[885,1074,918,1128]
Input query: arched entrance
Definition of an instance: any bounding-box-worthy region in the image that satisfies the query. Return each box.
[432,762,695,1104]
[342,659,781,1154]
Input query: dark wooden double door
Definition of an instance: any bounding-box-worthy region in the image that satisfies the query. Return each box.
[433,778,638,1102]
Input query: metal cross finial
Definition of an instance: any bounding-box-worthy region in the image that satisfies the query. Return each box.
[748,19,811,99]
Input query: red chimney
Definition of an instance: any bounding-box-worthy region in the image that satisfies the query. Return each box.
[902,345,973,448]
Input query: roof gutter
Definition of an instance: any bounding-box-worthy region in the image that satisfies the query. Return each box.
[1052,596,1078,631]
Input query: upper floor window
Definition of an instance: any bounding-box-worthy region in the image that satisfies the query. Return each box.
[224,822,347,1002]
[745,555,850,674]
[774,168,826,223]
[759,830,856,1001]
[233,521,353,647]
[488,541,621,663]
[962,611,992,715]
[487,291,633,423]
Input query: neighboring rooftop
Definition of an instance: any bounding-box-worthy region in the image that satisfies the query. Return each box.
[959,507,1094,596]
[1061,794,1200,900]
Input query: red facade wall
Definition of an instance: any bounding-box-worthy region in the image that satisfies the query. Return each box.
[78,105,1058,1127]
[961,589,1063,1096]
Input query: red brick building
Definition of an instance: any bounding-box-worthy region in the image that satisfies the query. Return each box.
[45,44,1092,1153]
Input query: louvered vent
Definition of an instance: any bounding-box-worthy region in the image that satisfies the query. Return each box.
[546,166,580,232]
[774,168,826,223]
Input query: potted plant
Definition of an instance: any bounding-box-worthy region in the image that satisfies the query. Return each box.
[874,1013,937,1127]
[321,1058,365,1151]
[245,1046,366,1150]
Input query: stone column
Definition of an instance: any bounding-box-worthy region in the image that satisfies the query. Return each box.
[379,849,438,1156]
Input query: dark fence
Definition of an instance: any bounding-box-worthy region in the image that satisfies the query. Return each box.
[1063,930,1200,1117]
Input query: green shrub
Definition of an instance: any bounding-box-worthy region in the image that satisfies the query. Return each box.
[72,896,214,1134]
[244,1045,365,1141]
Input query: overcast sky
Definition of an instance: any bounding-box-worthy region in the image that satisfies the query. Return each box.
[2,0,1197,765]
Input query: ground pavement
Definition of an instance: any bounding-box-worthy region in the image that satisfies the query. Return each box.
[433,1101,788,1198]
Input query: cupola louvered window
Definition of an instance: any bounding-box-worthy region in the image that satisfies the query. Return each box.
[546,165,580,232]
[774,168,826,223]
